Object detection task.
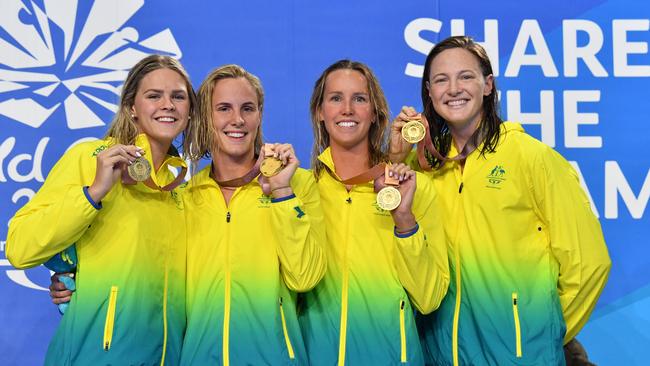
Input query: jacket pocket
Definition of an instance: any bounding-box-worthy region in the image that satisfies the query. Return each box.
[399,300,407,363]
[279,297,295,359]
[103,286,119,351]
[511,292,522,358]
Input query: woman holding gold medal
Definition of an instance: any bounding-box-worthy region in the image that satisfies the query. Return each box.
[299,60,449,365]
[7,55,195,365]
[389,36,610,366]
[179,64,326,365]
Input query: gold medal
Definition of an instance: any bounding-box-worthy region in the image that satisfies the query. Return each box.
[401,120,426,144]
[376,186,401,211]
[260,157,284,177]
[128,156,151,182]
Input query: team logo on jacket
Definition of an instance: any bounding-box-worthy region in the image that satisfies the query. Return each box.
[170,190,183,210]
[258,194,272,208]
[0,0,182,130]
[372,201,391,216]
[486,165,506,189]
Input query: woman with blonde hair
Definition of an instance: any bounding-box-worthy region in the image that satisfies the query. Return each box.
[8,54,196,365]
[300,59,449,365]
[179,64,326,365]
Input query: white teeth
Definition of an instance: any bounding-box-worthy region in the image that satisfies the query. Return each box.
[447,100,467,106]
[156,117,176,122]
[337,121,357,127]
[225,132,245,138]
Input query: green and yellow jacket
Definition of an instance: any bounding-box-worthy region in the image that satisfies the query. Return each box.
[413,122,611,366]
[180,165,326,365]
[7,134,187,366]
[300,148,449,366]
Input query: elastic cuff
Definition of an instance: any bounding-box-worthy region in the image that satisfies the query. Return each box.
[83,186,102,210]
[394,222,419,238]
[271,193,296,203]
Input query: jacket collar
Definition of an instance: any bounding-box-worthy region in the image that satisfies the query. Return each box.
[449,121,524,157]
[317,147,343,180]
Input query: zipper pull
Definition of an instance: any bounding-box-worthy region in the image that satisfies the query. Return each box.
[400,300,405,309]
[279,297,283,306]
[226,212,231,223]
[458,182,464,194]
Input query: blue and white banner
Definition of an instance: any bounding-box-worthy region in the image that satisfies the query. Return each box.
[1,1,648,364]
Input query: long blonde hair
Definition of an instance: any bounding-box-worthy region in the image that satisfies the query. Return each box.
[185,64,264,160]
[105,55,197,153]
[309,59,390,179]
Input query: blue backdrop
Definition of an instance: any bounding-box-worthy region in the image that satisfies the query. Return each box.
[1,0,648,364]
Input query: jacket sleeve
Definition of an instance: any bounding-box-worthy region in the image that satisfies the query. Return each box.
[532,147,611,343]
[270,171,327,292]
[393,173,450,314]
[6,145,100,269]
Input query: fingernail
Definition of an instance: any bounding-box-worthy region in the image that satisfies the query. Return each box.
[389,171,393,177]
[135,152,142,157]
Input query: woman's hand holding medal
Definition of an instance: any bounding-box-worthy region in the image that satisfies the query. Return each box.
[389,106,423,163]
[374,163,417,231]
[88,144,144,203]
[259,143,298,199]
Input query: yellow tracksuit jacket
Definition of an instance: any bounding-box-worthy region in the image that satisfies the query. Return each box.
[414,122,611,366]
[7,134,187,366]
[300,147,450,365]
[180,165,326,365]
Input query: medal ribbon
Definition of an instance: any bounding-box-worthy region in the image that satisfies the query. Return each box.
[122,165,188,191]
[415,116,479,171]
[211,152,264,187]
[324,163,385,185]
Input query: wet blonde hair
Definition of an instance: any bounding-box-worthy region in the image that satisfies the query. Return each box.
[185,64,264,160]
[309,59,390,179]
[105,54,197,154]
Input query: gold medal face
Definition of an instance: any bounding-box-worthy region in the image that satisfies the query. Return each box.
[401,120,426,144]
[260,157,284,177]
[376,186,401,211]
[128,157,151,182]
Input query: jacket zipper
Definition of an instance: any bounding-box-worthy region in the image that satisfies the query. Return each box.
[223,213,232,365]
[399,300,407,363]
[279,297,296,359]
[103,286,119,351]
[338,192,351,366]
[160,267,169,366]
[452,176,464,366]
[512,292,522,358]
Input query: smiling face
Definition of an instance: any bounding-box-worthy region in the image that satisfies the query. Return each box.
[427,48,493,134]
[130,68,190,147]
[210,77,261,161]
[319,69,375,151]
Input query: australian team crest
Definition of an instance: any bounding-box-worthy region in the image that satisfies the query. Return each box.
[486,164,507,189]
